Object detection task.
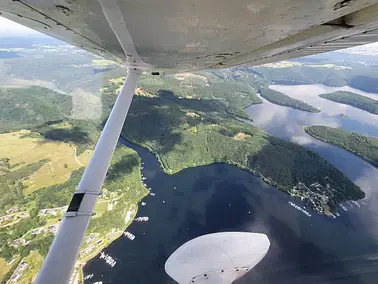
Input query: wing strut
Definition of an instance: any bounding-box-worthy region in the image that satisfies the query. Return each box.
[35,69,140,284]
[36,0,149,281]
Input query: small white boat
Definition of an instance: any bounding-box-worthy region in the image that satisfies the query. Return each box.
[135,216,149,222]
[124,231,136,240]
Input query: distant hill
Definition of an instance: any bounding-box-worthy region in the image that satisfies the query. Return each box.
[348,76,378,93]
[0,51,21,59]
[0,86,72,133]
[0,36,123,93]
[252,60,378,93]
[252,65,348,87]
[0,36,64,49]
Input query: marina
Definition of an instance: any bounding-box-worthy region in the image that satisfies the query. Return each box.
[124,231,135,240]
[134,217,149,222]
[99,252,116,268]
[288,201,312,217]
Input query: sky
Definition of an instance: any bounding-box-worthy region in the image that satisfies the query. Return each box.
[0,16,42,36]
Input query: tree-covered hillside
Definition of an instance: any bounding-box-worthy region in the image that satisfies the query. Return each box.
[305,125,378,168]
[319,91,378,115]
[0,86,72,133]
[137,70,263,120]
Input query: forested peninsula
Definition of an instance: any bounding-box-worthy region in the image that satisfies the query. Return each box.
[259,87,320,112]
[319,91,378,115]
[305,125,378,168]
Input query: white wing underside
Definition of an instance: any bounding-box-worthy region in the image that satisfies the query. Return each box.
[165,232,270,284]
[2,0,378,71]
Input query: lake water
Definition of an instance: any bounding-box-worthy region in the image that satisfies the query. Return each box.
[84,84,378,284]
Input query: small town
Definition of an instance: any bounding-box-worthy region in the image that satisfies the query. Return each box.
[1,194,138,283]
[289,180,339,215]
[0,211,29,228]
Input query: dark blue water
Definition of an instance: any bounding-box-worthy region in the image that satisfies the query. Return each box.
[84,137,378,284]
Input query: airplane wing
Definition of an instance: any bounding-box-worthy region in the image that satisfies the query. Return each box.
[2,0,378,72]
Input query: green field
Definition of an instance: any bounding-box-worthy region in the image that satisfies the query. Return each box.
[0,130,92,195]
[319,91,378,115]
[305,125,378,168]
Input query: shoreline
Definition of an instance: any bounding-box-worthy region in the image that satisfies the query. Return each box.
[76,205,141,283]
[304,126,378,169]
[120,137,362,215]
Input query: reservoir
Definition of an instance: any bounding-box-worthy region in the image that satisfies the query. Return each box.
[84,84,378,284]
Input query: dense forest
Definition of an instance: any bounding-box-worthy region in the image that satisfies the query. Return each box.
[137,70,263,120]
[259,87,320,112]
[0,86,72,133]
[100,73,364,207]
[319,91,378,115]
[305,125,378,168]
